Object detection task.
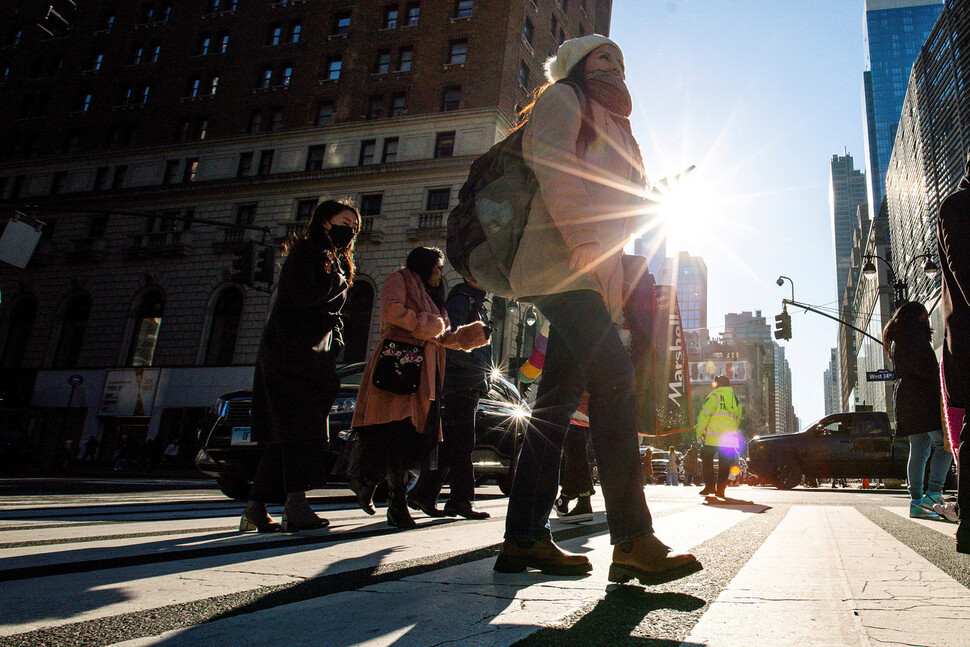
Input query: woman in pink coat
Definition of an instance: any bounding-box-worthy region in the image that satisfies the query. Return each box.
[350,247,489,528]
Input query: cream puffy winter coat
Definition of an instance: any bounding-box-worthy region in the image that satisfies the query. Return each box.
[510,82,647,323]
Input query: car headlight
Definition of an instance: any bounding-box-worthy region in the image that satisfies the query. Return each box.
[207,397,228,419]
[330,397,356,414]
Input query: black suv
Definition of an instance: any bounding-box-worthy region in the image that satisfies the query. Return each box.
[195,364,530,499]
[747,411,913,489]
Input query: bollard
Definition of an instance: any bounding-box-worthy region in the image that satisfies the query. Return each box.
[862,478,870,489]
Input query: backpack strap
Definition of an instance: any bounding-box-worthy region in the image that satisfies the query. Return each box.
[556,80,594,149]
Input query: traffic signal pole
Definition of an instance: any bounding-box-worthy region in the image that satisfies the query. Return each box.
[781,298,883,345]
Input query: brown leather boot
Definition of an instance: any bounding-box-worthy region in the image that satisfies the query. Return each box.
[609,534,702,585]
[494,539,592,575]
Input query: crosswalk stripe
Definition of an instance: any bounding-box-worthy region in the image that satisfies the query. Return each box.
[683,505,970,647]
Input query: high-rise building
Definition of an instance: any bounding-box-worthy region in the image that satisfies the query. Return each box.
[824,348,840,415]
[829,152,868,303]
[0,0,613,463]
[863,0,943,218]
[658,251,707,343]
[722,310,770,346]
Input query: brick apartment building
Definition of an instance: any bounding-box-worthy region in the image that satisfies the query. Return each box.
[0,0,612,466]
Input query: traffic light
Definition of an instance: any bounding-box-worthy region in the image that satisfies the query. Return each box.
[255,245,275,285]
[774,310,792,341]
[230,240,256,286]
[36,1,78,37]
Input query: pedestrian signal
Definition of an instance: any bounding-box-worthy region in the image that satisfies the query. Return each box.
[255,245,275,285]
[230,240,256,286]
[774,310,792,341]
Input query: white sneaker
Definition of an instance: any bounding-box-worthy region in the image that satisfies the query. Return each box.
[933,501,959,523]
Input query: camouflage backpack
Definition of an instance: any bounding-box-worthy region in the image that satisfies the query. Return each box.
[446,81,586,297]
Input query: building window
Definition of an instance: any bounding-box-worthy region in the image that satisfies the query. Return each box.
[384,6,398,29]
[405,3,420,25]
[99,12,116,32]
[390,92,406,117]
[197,35,212,56]
[519,61,530,89]
[258,67,273,89]
[150,45,162,63]
[140,4,155,25]
[248,111,262,134]
[332,12,351,35]
[374,50,391,74]
[158,3,171,23]
[197,118,209,140]
[268,23,282,46]
[382,137,398,163]
[188,77,201,97]
[1,297,36,369]
[112,165,127,189]
[205,289,243,366]
[127,291,163,367]
[426,187,450,211]
[398,47,413,71]
[361,193,383,218]
[448,40,467,65]
[367,95,383,119]
[183,158,199,183]
[53,296,91,369]
[280,66,293,88]
[434,131,455,159]
[296,199,316,221]
[305,145,326,171]
[454,0,473,18]
[359,139,376,165]
[163,159,180,184]
[89,215,108,237]
[269,108,283,130]
[237,152,253,177]
[175,119,191,143]
[90,52,104,71]
[325,56,342,80]
[235,203,256,226]
[219,34,230,53]
[524,18,534,45]
[79,93,92,112]
[94,166,110,191]
[208,75,219,95]
[257,149,274,175]
[288,21,301,43]
[49,171,67,196]
[315,101,334,126]
[441,85,460,111]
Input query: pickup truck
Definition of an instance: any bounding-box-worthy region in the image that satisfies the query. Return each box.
[747,411,933,489]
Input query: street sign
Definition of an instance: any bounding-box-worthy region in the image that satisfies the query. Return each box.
[866,369,896,382]
[68,374,84,386]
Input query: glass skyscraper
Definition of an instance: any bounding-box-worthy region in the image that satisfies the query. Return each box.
[863,0,943,216]
[829,152,868,302]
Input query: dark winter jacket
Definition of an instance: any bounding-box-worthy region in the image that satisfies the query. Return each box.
[251,238,348,443]
[938,154,970,408]
[890,335,943,437]
[442,283,493,395]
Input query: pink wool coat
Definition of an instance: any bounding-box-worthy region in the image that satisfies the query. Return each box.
[352,268,489,438]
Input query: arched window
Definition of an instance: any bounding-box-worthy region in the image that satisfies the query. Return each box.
[53,295,91,369]
[204,288,243,366]
[127,291,164,367]
[340,281,374,364]
[1,297,36,368]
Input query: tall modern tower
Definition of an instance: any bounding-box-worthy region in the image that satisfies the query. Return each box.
[829,152,868,303]
[863,0,943,217]
[658,252,708,342]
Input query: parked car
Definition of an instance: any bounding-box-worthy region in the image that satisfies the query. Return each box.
[745,411,949,490]
[195,364,530,500]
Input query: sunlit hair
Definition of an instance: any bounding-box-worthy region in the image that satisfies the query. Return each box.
[515,53,590,129]
[284,199,360,284]
[882,300,931,350]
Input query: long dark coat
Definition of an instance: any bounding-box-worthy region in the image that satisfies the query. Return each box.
[890,335,943,437]
[251,238,348,444]
[939,156,970,409]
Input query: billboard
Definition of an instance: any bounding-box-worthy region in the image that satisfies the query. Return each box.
[690,360,749,384]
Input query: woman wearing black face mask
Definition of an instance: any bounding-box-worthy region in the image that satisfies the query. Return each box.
[241,200,360,533]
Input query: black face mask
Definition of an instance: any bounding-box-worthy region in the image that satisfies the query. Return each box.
[327,225,356,249]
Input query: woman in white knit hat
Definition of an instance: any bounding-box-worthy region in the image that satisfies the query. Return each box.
[495,35,702,585]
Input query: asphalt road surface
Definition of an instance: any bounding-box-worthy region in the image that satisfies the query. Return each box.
[1,478,968,646]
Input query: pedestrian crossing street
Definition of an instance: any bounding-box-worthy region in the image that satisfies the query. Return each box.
[1,487,968,646]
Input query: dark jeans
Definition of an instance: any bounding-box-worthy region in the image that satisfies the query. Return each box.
[250,438,324,503]
[411,389,481,505]
[700,445,734,492]
[560,424,595,499]
[505,290,652,545]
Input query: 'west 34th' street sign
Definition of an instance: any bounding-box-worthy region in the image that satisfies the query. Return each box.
[866,369,896,382]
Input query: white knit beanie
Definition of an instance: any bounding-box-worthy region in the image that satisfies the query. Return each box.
[544,34,621,82]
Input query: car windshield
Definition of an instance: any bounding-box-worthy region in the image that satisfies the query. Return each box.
[336,362,365,388]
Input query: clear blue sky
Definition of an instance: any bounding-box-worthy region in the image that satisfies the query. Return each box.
[611,0,868,426]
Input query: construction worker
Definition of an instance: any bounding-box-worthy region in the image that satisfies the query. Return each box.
[696,375,743,499]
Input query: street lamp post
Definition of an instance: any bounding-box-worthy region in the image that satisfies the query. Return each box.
[862,252,939,310]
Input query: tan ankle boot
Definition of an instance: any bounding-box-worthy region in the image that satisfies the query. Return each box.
[608,534,702,585]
